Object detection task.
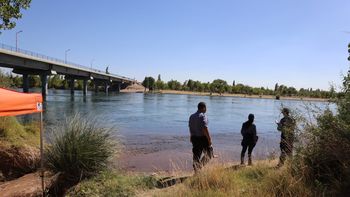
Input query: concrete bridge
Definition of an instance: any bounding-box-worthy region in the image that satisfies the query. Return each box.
[0,43,136,99]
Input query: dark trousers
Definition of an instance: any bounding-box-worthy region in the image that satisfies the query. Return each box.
[279,139,293,165]
[191,136,211,172]
[241,143,255,158]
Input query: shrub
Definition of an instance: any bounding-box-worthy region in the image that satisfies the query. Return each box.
[290,68,350,196]
[292,109,350,196]
[0,116,40,147]
[67,170,157,197]
[46,114,117,182]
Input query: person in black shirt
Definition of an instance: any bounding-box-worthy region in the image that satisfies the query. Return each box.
[240,114,258,165]
[276,108,296,167]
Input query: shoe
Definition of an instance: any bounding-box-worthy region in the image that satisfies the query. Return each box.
[248,155,252,166]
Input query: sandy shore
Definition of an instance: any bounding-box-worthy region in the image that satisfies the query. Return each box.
[120,83,145,93]
[116,133,279,173]
[159,90,329,102]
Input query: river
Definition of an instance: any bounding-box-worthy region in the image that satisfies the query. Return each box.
[22,89,333,172]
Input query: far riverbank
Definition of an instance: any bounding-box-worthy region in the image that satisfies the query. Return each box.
[158,90,330,102]
[119,84,330,102]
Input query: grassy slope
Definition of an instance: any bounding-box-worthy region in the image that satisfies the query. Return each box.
[0,117,40,148]
[154,161,312,197]
[67,160,315,197]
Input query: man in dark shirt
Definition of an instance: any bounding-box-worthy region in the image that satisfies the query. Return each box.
[276,108,296,167]
[240,114,258,165]
[189,102,212,173]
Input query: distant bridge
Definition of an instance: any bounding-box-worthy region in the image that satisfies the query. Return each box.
[0,43,136,99]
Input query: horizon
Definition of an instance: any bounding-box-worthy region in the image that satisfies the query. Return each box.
[0,0,350,91]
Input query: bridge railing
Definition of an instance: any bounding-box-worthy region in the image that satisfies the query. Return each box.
[0,43,135,82]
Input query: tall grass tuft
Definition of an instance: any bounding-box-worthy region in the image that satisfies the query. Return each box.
[46,114,117,182]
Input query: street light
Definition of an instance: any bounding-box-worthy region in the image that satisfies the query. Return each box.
[65,49,71,64]
[16,30,23,51]
[90,59,95,69]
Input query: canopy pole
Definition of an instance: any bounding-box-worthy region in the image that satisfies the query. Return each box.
[40,111,45,196]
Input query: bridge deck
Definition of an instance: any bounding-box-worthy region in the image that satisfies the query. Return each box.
[0,43,135,83]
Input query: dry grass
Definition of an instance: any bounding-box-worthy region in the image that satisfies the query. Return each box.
[152,160,314,197]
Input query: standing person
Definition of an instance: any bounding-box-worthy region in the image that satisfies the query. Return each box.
[276,108,296,167]
[240,114,258,165]
[189,102,213,173]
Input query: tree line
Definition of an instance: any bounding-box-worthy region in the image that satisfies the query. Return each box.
[0,70,94,90]
[142,75,336,99]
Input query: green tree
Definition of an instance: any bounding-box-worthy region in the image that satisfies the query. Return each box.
[274,83,279,93]
[186,79,195,91]
[11,75,22,87]
[155,78,165,90]
[210,79,228,94]
[49,75,64,89]
[28,75,40,88]
[0,69,12,87]
[0,0,31,31]
[167,80,182,90]
[203,82,210,92]
[142,76,155,91]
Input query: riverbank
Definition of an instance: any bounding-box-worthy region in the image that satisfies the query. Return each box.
[67,159,304,197]
[159,90,330,102]
[116,133,279,173]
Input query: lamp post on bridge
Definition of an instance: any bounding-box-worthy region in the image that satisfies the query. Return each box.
[16,30,23,52]
[90,59,95,69]
[65,49,71,64]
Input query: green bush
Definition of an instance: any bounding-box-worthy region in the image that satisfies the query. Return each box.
[67,171,157,197]
[290,68,350,196]
[46,114,117,181]
[0,116,39,147]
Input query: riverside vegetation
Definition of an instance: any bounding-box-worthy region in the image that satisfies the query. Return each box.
[143,75,336,99]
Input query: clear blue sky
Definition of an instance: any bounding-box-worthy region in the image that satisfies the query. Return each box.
[1,0,349,90]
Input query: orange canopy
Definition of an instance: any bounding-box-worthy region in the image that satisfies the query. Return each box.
[0,88,43,116]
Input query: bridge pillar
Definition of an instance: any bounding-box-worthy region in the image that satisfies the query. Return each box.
[83,79,88,96]
[94,81,99,93]
[104,81,109,94]
[69,78,75,95]
[116,82,121,93]
[22,74,29,93]
[40,74,48,100]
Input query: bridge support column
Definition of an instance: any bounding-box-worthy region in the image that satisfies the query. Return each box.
[94,81,98,93]
[116,83,121,93]
[40,74,48,100]
[83,79,88,96]
[104,81,109,94]
[23,74,29,93]
[69,78,75,95]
